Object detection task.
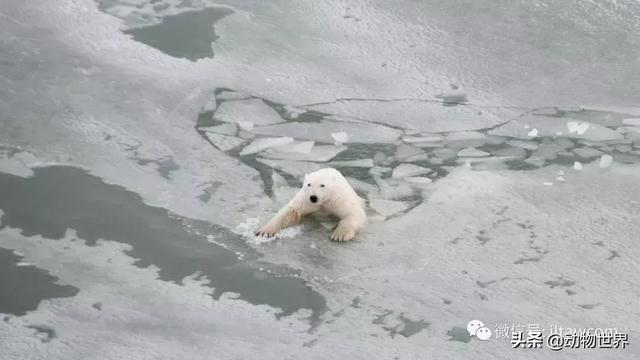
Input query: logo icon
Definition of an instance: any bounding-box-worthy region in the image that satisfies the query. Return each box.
[467,320,492,341]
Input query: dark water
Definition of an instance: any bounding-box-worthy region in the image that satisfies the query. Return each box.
[0,248,79,316]
[124,7,234,61]
[0,166,327,322]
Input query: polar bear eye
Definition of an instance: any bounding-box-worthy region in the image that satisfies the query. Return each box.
[320,184,325,187]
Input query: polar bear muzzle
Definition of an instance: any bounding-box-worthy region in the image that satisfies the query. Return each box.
[309,195,318,203]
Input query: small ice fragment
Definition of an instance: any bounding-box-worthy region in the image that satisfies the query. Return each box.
[556,176,566,182]
[573,147,603,159]
[567,121,590,135]
[599,154,613,168]
[405,177,433,187]
[310,243,317,249]
[331,132,349,143]
[573,161,583,171]
[622,118,640,126]
[203,97,217,112]
[392,164,432,178]
[238,121,254,131]
[543,182,554,186]
[528,128,539,137]
[239,137,294,156]
[330,159,374,168]
[457,147,490,158]
[201,122,237,136]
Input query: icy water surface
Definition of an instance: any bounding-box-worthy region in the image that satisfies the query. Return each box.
[0,166,327,321]
[1,0,640,359]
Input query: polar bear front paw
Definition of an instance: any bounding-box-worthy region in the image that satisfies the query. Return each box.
[331,225,356,242]
[255,223,280,237]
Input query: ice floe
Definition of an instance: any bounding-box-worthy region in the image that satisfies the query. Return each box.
[391,164,432,178]
[369,198,411,218]
[201,123,238,136]
[214,99,285,126]
[457,147,490,158]
[239,137,294,156]
[204,133,245,152]
[331,132,349,144]
[599,154,614,168]
[330,159,374,168]
[261,144,345,162]
[256,158,322,177]
[252,121,401,144]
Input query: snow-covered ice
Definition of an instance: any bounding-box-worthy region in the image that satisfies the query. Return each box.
[214,99,285,126]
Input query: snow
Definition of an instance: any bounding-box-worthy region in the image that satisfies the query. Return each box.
[214,99,285,126]
[239,137,294,156]
[391,164,433,178]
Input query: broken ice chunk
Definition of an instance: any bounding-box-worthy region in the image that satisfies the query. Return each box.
[369,198,410,218]
[201,122,237,136]
[543,182,554,186]
[373,151,388,165]
[216,90,252,101]
[394,144,425,161]
[345,177,379,194]
[445,131,493,148]
[457,147,490,157]
[253,121,401,144]
[524,156,546,167]
[331,132,349,143]
[330,159,374,168]
[567,121,590,135]
[402,135,443,144]
[572,147,603,159]
[262,144,345,162]
[532,143,563,160]
[203,96,217,112]
[204,133,245,152]
[238,121,254,131]
[256,158,322,177]
[239,137,294,156]
[507,139,538,150]
[373,177,416,200]
[392,164,432,178]
[599,154,613,168]
[490,115,624,141]
[403,153,430,162]
[214,99,284,126]
[573,161,583,171]
[556,176,566,182]
[405,176,433,187]
[490,146,527,158]
[623,118,640,126]
[370,166,392,176]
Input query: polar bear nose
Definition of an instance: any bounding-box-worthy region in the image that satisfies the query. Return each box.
[309,195,318,203]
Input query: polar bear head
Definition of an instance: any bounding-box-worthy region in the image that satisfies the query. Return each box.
[302,168,342,205]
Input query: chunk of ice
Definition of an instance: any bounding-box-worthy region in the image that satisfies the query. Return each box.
[204,133,245,152]
[203,96,217,112]
[532,143,563,160]
[345,177,379,194]
[262,144,345,162]
[392,164,432,178]
[524,156,546,167]
[239,137,294,156]
[623,118,640,126]
[330,159,374,168]
[507,139,538,150]
[573,161,583,171]
[331,132,349,143]
[256,158,321,177]
[238,121,254,131]
[435,89,467,104]
[201,122,238,136]
[214,99,284,126]
[216,90,252,101]
[573,147,603,159]
[403,153,430,162]
[543,182,554,186]
[490,115,624,141]
[405,176,433,187]
[253,120,401,144]
[394,144,425,161]
[457,147,490,157]
[599,154,614,168]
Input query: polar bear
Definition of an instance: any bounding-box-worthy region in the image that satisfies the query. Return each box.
[255,168,367,241]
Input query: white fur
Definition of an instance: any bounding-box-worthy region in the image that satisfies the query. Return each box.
[255,168,367,241]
